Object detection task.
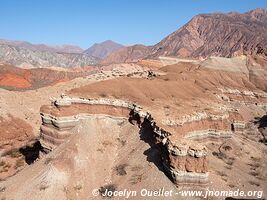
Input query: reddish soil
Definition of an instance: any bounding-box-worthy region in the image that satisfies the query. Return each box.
[0,64,97,90]
[0,73,32,88]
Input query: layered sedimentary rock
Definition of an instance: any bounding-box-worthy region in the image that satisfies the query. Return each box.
[159,56,200,66]
[232,121,246,132]
[40,95,144,149]
[40,95,238,186]
[217,87,267,110]
[184,129,232,140]
[162,140,208,185]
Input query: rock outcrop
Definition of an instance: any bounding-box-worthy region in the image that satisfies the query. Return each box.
[39,95,237,186]
[217,87,267,111]
[162,140,208,185]
[40,95,141,150]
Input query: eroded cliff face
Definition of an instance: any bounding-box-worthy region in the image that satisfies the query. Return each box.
[40,97,133,150]
[39,95,242,186]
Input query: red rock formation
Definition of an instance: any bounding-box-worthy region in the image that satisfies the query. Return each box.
[103,9,267,64]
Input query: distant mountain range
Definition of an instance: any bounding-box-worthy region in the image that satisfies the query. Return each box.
[83,40,124,59]
[0,44,99,68]
[0,39,84,54]
[0,40,124,68]
[103,8,267,64]
[0,8,266,67]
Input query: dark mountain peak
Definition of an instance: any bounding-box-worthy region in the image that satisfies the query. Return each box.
[83,40,124,59]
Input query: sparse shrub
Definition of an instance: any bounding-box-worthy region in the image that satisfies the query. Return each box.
[116,138,126,146]
[222,145,232,151]
[99,184,117,197]
[44,157,53,165]
[222,177,228,182]
[130,173,145,185]
[74,184,82,190]
[114,164,128,176]
[39,184,49,191]
[212,151,226,159]
[63,186,69,194]
[225,157,235,165]
[248,162,260,169]
[102,140,113,147]
[250,156,261,162]
[174,102,181,107]
[97,148,104,153]
[225,165,232,170]
[216,171,227,177]
[250,171,260,176]
[225,160,234,166]
[163,105,170,109]
[249,181,260,187]
[228,184,235,188]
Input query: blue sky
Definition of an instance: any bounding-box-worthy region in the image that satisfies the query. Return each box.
[0,0,266,48]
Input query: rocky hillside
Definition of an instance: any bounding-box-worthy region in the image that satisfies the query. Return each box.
[104,8,267,63]
[0,44,99,68]
[101,44,152,64]
[83,40,124,58]
[0,39,84,54]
